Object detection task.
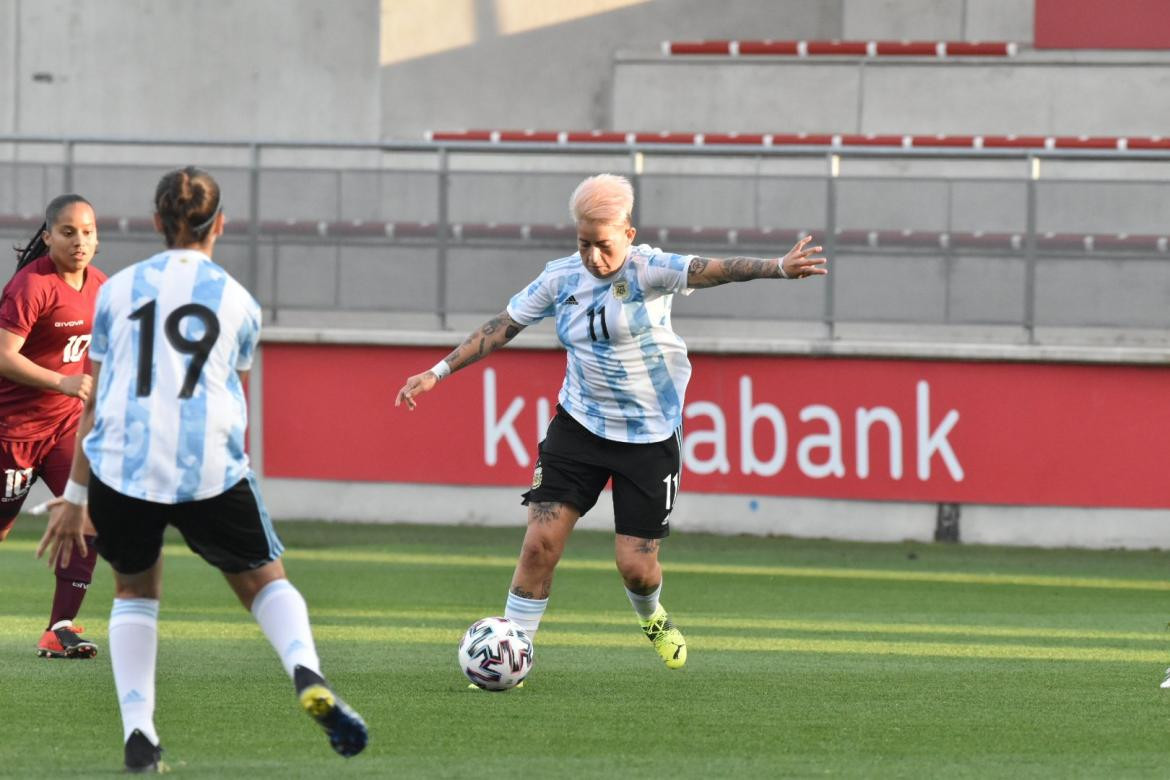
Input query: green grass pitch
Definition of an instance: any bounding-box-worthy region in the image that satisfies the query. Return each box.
[3,518,1170,778]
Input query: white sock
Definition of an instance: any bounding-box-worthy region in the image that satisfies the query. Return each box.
[625,582,662,620]
[251,579,321,679]
[109,598,161,745]
[505,591,548,638]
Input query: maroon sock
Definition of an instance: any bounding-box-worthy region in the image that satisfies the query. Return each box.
[48,535,98,629]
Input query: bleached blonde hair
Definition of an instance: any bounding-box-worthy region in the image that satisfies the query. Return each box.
[569,174,634,225]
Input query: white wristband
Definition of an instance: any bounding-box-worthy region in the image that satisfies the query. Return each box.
[777,257,790,279]
[62,478,88,506]
[429,359,452,381]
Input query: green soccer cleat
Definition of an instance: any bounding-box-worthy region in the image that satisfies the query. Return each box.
[640,605,687,669]
[468,680,525,690]
[294,665,368,758]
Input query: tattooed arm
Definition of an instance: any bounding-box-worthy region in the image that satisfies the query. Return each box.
[395,310,525,410]
[438,310,525,373]
[686,235,827,289]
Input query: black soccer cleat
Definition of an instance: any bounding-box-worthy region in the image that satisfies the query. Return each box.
[294,665,368,758]
[123,729,166,773]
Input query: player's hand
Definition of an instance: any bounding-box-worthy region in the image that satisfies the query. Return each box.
[35,497,89,569]
[780,236,828,279]
[395,371,440,411]
[58,373,93,401]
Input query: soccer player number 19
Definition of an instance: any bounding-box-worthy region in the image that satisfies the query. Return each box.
[128,300,221,398]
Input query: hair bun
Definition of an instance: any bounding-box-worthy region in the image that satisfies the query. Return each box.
[176,171,194,205]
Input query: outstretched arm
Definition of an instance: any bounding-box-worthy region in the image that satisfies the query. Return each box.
[686,236,827,289]
[395,310,526,410]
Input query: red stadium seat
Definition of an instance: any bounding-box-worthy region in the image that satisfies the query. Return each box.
[661,40,1016,58]
[423,129,1170,154]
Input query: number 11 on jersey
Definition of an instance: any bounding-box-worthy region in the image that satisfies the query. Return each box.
[586,307,610,341]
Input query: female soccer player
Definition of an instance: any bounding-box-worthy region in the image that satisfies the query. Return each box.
[37,167,367,771]
[0,194,105,659]
[396,173,826,671]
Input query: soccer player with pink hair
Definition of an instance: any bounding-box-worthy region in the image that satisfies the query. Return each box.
[398,173,826,671]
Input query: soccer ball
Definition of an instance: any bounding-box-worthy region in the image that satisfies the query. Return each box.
[457,616,534,691]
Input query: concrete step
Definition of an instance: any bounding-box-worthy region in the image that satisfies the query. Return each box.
[612,55,1170,137]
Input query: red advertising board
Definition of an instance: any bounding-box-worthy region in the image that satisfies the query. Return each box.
[261,343,1170,508]
[1035,0,1170,49]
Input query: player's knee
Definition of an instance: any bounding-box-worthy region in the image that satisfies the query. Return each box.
[518,535,563,573]
[615,560,660,591]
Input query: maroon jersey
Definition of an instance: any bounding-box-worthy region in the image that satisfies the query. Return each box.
[0,255,107,441]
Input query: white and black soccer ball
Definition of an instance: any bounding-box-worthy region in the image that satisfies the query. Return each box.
[457,616,534,691]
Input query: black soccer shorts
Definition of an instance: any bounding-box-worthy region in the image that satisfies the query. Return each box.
[521,405,682,539]
[89,471,284,575]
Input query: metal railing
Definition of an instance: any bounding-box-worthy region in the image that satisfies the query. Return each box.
[3,134,1169,340]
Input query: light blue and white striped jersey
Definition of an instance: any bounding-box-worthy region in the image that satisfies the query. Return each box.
[507,244,692,443]
[85,249,260,504]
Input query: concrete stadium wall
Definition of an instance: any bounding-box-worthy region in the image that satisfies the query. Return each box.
[379,0,1034,141]
[257,479,1170,551]
[23,470,1165,551]
[1,0,380,140]
[1,0,1040,144]
[842,0,1033,41]
[0,2,15,139]
[21,467,1165,550]
[612,57,1170,136]
[379,0,843,140]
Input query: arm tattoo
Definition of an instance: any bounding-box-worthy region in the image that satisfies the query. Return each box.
[444,311,525,371]
[687,256,778,288]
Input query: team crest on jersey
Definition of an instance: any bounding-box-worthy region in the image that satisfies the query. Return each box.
[531,464,543,489]
[612,279,630,300]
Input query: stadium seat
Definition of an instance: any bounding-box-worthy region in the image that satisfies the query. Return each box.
[660,40,1017,58]
[424,129,1168,152]
[26,211,1164,257]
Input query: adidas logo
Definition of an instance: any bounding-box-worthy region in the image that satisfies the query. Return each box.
[122,689,147,705]
[564,295,579,305]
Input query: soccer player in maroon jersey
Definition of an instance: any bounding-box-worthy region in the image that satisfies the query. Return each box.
[0,194,107,658]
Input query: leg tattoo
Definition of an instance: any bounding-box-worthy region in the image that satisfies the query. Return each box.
[529,501,562,525]
[634,538,661,555]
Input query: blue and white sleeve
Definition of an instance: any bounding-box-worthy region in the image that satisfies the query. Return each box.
[506,272,556,326]
[88,287,112,363]
[640,248,692,295]
[236,296,262,371]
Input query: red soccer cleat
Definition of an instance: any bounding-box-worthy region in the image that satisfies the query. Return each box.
[36,620,98,659]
